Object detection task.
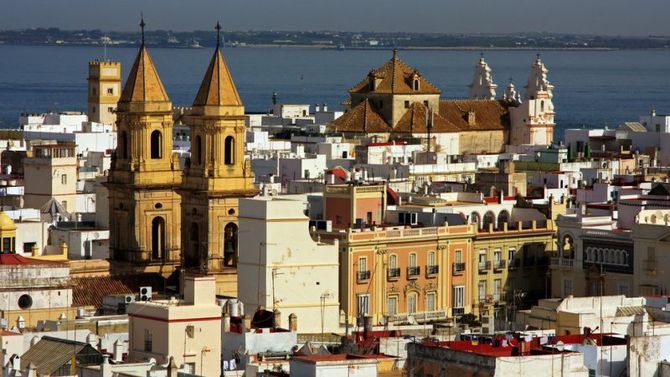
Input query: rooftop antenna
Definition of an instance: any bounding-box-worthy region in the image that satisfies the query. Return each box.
[140,13,146,46]
[215,21,222,49]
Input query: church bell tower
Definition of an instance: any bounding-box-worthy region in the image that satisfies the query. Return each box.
[107,17,182,272]
[180,23,257,292]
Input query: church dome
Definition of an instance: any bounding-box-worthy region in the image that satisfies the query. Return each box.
[0,212,16,232]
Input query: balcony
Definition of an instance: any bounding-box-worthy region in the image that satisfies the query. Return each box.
[407,266,421,279]
[452,262,465,275]
[493,260,506,271]
[356,270,371,283]
[387,268,401,281]
[550,257,574,269]
[426,265,439,277]
[478,261,491,273]
[452,307,465,317]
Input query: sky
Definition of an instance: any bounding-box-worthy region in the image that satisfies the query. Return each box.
[1,0,669,36]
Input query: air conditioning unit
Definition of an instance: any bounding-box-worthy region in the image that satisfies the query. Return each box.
[124,294,135,304]
[139,287,152,302]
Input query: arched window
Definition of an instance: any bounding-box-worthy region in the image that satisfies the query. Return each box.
[470,212,481,228]
[185,222,200,268]
[224,223,238,267]
[224,136,235,165]
[120,131,128,159]
[150,130,162,159]
[151,217,165,261]
[541,100,545,112]
[483,211,496,230]
[497,210,510,230]
[195,135,202,165]
[562,235,574,259]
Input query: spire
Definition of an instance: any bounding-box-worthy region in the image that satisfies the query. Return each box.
[215,21,222,49]
[119,16,170,104]
[468,53,497,100]
[140,14,146,45]
[192,22,243,108]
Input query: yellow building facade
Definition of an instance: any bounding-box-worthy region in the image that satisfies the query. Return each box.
[180,33,257,294]
[107,39,182,273]
[87,60,121,126]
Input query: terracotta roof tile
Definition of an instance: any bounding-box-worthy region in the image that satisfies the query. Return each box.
[349,52,440,95]
[394,102,461,133]
[72,275,165,308]
[0,254,64,266]
[329,99,391,133]
[439,100,510,131]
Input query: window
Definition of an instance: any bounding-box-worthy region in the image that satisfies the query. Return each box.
[407,293,417,314]
[508,248,516,261]
[23,242,36,254]
[107,106,114,113]
[195,135,202,165]
[409,253,417,268]
[336,215,342,225]
[426,292,436,312]
[151,217,166,261]
[61,174,67,185]
[494,279,502,301]
[494,250,502,264]
[404,101,410,108]
[18,294,32,309]
[563,279,573,297]
[150,130,162,159]
[120,131,128,159]
[357,294,370,317]
[92,106,96,113]
[389,254,397,269]
[453,286,465,308]
[428,251,436,267]
[387,296,397,315]
[618,283,629,297]
[224,136,235,165]
[455,250,462,264]
[144,330,153,352]
[1,237,10,253]
[359,257,367,273]
[478,281,487,301]
[366,212,373,224]
[107,87,114,94]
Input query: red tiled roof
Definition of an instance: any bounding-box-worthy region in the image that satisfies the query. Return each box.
[0,254,64,266]
[394,102,461,133]
[72,275,166,308]
[329,99,391,133]
[349,52,440,95]
[439,100,510,131]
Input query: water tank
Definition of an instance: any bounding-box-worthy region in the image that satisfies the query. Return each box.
[228,299,239,317]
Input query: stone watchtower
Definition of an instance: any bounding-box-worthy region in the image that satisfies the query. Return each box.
[107,18,182,273]
[87,60,121,126]
[180,23,257,292]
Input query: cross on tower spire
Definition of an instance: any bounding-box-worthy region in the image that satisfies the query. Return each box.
[140,14,146,45]
[215,21,222,49]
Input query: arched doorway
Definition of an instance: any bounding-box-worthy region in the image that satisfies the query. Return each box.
[470,212,481,229]
[483,211,496,230]
[151,217,165,261]
[224,223,238,267]
[185,222,200,268]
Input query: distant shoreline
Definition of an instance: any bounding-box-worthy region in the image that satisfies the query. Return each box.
[0,42,644,52]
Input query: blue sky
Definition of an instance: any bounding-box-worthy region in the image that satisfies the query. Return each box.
[2,0,669,35]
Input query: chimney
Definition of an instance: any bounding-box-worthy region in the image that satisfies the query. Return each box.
[273,310,282,329]
[113,340,124,362]
[289,313,298,332]
[467,111,476,126]
[101,355,112,377]
[315,104,320,112]
[167,356,179,377]
[322,104,328,112]
[25,362,38,377]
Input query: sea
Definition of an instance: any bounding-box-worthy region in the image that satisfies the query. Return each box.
[1,44,669,139]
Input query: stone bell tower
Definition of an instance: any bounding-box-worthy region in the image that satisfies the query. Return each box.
[180,23,257,294]
[468,53,497,100]
[510,55,555,146]
[107,17,182,273]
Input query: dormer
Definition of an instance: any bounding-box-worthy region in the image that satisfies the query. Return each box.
[368,71,382,91]
[411,71,421,91]
[467,111,476,126]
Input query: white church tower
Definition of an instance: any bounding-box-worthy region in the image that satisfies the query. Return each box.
[469,53,497,100]
[509,55,555,146]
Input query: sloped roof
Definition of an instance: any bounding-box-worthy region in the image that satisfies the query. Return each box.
[616,306,646,316]
[0,254,64,266]
[193,47,243,107]
[394,102,461,133]
[349,51,440,95]
[40,198,69,222]
[618,122,647,133]
[21,336,101,375]
[439,99,510,131]
[72,274,166,308]
[119,46,170,103]
[329,99,391,133]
